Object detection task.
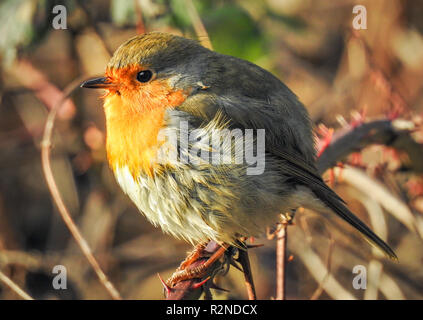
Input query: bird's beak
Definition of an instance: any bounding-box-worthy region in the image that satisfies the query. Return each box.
[80,77,116,89]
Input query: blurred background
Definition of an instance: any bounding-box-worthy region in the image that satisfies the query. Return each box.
[0,0,422,300]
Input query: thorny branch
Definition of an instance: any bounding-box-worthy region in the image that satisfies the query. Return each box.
[317,118,423,174]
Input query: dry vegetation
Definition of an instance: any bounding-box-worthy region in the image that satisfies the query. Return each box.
[0,0,422,300]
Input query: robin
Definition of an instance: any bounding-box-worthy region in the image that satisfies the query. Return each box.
[81,32,396,284]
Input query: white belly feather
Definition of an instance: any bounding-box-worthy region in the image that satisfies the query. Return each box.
[114,166,219,243]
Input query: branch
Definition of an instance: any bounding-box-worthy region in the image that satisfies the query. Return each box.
[275,222,287,300]
[238,248,257,300]
[332,166,422,237]
[289,226,356,300]
[317,118,423,174]
[0,269,33,300]
[9,59,76,120]
[184,0,213,50]
[310,237,334,300]
[40,78,122,300]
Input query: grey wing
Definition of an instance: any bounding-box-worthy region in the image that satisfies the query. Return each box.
[177,87,397,260]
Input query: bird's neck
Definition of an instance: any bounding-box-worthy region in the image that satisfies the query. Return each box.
[103,90,186,177]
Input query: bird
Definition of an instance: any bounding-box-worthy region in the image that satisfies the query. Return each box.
[81,32,396,284]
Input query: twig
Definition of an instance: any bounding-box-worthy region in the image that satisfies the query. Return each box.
[332,166,420,236]
[379,273,406,300]
[275,222,287,300]
[9,59,76,120]
[40,78,122,300]
[310,237,334,300]
[364,260,383,300]
[289,227,356,300]
[134,0,146,34]
[184,0,213,50]
[238,249,257,300]
[0,269,34,300]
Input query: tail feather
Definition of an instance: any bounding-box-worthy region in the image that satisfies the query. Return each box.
[312,187,398,261]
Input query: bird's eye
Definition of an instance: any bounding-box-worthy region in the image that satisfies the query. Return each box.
[136,70,153,83]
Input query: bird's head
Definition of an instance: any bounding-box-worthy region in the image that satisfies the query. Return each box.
[81,32,213,175]
[81,32,213,114]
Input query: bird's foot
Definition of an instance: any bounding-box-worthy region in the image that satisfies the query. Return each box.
[177,242,208,271]
[166,243,228,288]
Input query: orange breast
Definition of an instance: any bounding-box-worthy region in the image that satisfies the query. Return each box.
[103,70,188,176]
